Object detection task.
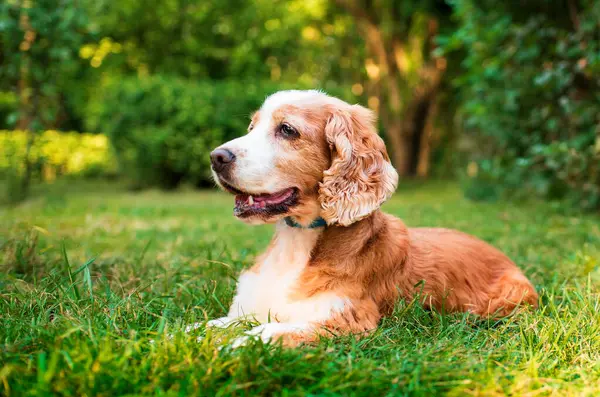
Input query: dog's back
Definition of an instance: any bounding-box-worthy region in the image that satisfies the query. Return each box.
[404,226,538,316]
[301,211,537,318]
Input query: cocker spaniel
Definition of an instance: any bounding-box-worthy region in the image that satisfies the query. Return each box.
[206,90,537,347]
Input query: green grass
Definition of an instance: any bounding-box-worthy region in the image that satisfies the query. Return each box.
[1,180,600,396]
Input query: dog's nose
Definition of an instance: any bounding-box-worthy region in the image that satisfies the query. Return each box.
[210,148,236,173]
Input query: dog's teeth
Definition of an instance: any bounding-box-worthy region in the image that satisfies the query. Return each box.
[248,196,254,205]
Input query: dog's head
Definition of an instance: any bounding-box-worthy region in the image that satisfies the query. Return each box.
[210,90,398,226]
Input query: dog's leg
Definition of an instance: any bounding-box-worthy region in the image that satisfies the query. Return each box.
[229,302,381,348]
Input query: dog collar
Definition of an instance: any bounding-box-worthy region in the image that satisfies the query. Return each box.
[284,216,327,229]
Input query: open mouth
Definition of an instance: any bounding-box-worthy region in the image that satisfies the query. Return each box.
[218,179,299,218]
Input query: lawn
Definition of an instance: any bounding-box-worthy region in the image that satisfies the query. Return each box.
[1,180,599,396]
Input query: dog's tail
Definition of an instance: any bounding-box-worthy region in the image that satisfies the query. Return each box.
[485,270,538,317]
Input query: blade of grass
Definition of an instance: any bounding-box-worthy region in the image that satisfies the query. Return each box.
[83,264,94,303]
[61,241,80,301]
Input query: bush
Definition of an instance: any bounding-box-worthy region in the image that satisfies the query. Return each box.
[89,75,353,189]
[447,0,600,210]
[0,91,17,129]
[0,130,117,182]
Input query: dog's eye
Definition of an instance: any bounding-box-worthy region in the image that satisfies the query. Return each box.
[248,123,254,132]
[278,123,299,139]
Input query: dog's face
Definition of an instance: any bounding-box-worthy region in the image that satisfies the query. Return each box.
[210,90,398,226]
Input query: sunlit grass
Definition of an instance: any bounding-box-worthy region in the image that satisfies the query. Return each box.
[1,180,599,395]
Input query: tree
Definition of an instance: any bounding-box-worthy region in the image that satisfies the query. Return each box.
[0,0,91,200]
[449,0,600,209]
[335,0,451,177]
[83,0,351,85]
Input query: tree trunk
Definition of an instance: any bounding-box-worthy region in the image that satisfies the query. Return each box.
[16,3,37,201]
[17,76,30,130]
[21,130,35,195]
[382,89,440,177]
[335,0,444,178]
[416,95,438,177]
[384,118,412,177]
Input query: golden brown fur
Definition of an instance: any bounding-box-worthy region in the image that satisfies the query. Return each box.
[267,211,537,346]
[209,90,538,347]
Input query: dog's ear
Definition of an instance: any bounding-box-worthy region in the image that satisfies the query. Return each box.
[319,104,398,226]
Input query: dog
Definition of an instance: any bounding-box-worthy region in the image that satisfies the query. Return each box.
[207,90,538,347]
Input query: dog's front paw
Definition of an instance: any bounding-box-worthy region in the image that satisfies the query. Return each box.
[229,335,251,349]
[206,317,237,329]
[183,317,236,334]
[229,323,307,348]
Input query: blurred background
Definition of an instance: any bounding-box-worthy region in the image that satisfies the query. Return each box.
[0,0,598,210]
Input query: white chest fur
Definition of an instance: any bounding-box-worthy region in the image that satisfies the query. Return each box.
[227,221,347,324]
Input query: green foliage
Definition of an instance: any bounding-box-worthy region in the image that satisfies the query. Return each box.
[0,0,94,202]
[461,159,502,202]
[0,130,117,182]
[0,0,93,130]
[91,75,353,189]
[83,0,355,85]
[1,181,600,394]
[0,91,18,129]
[446,0,600,210]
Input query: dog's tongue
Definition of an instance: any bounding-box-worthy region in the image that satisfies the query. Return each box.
[235,188,294,209]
